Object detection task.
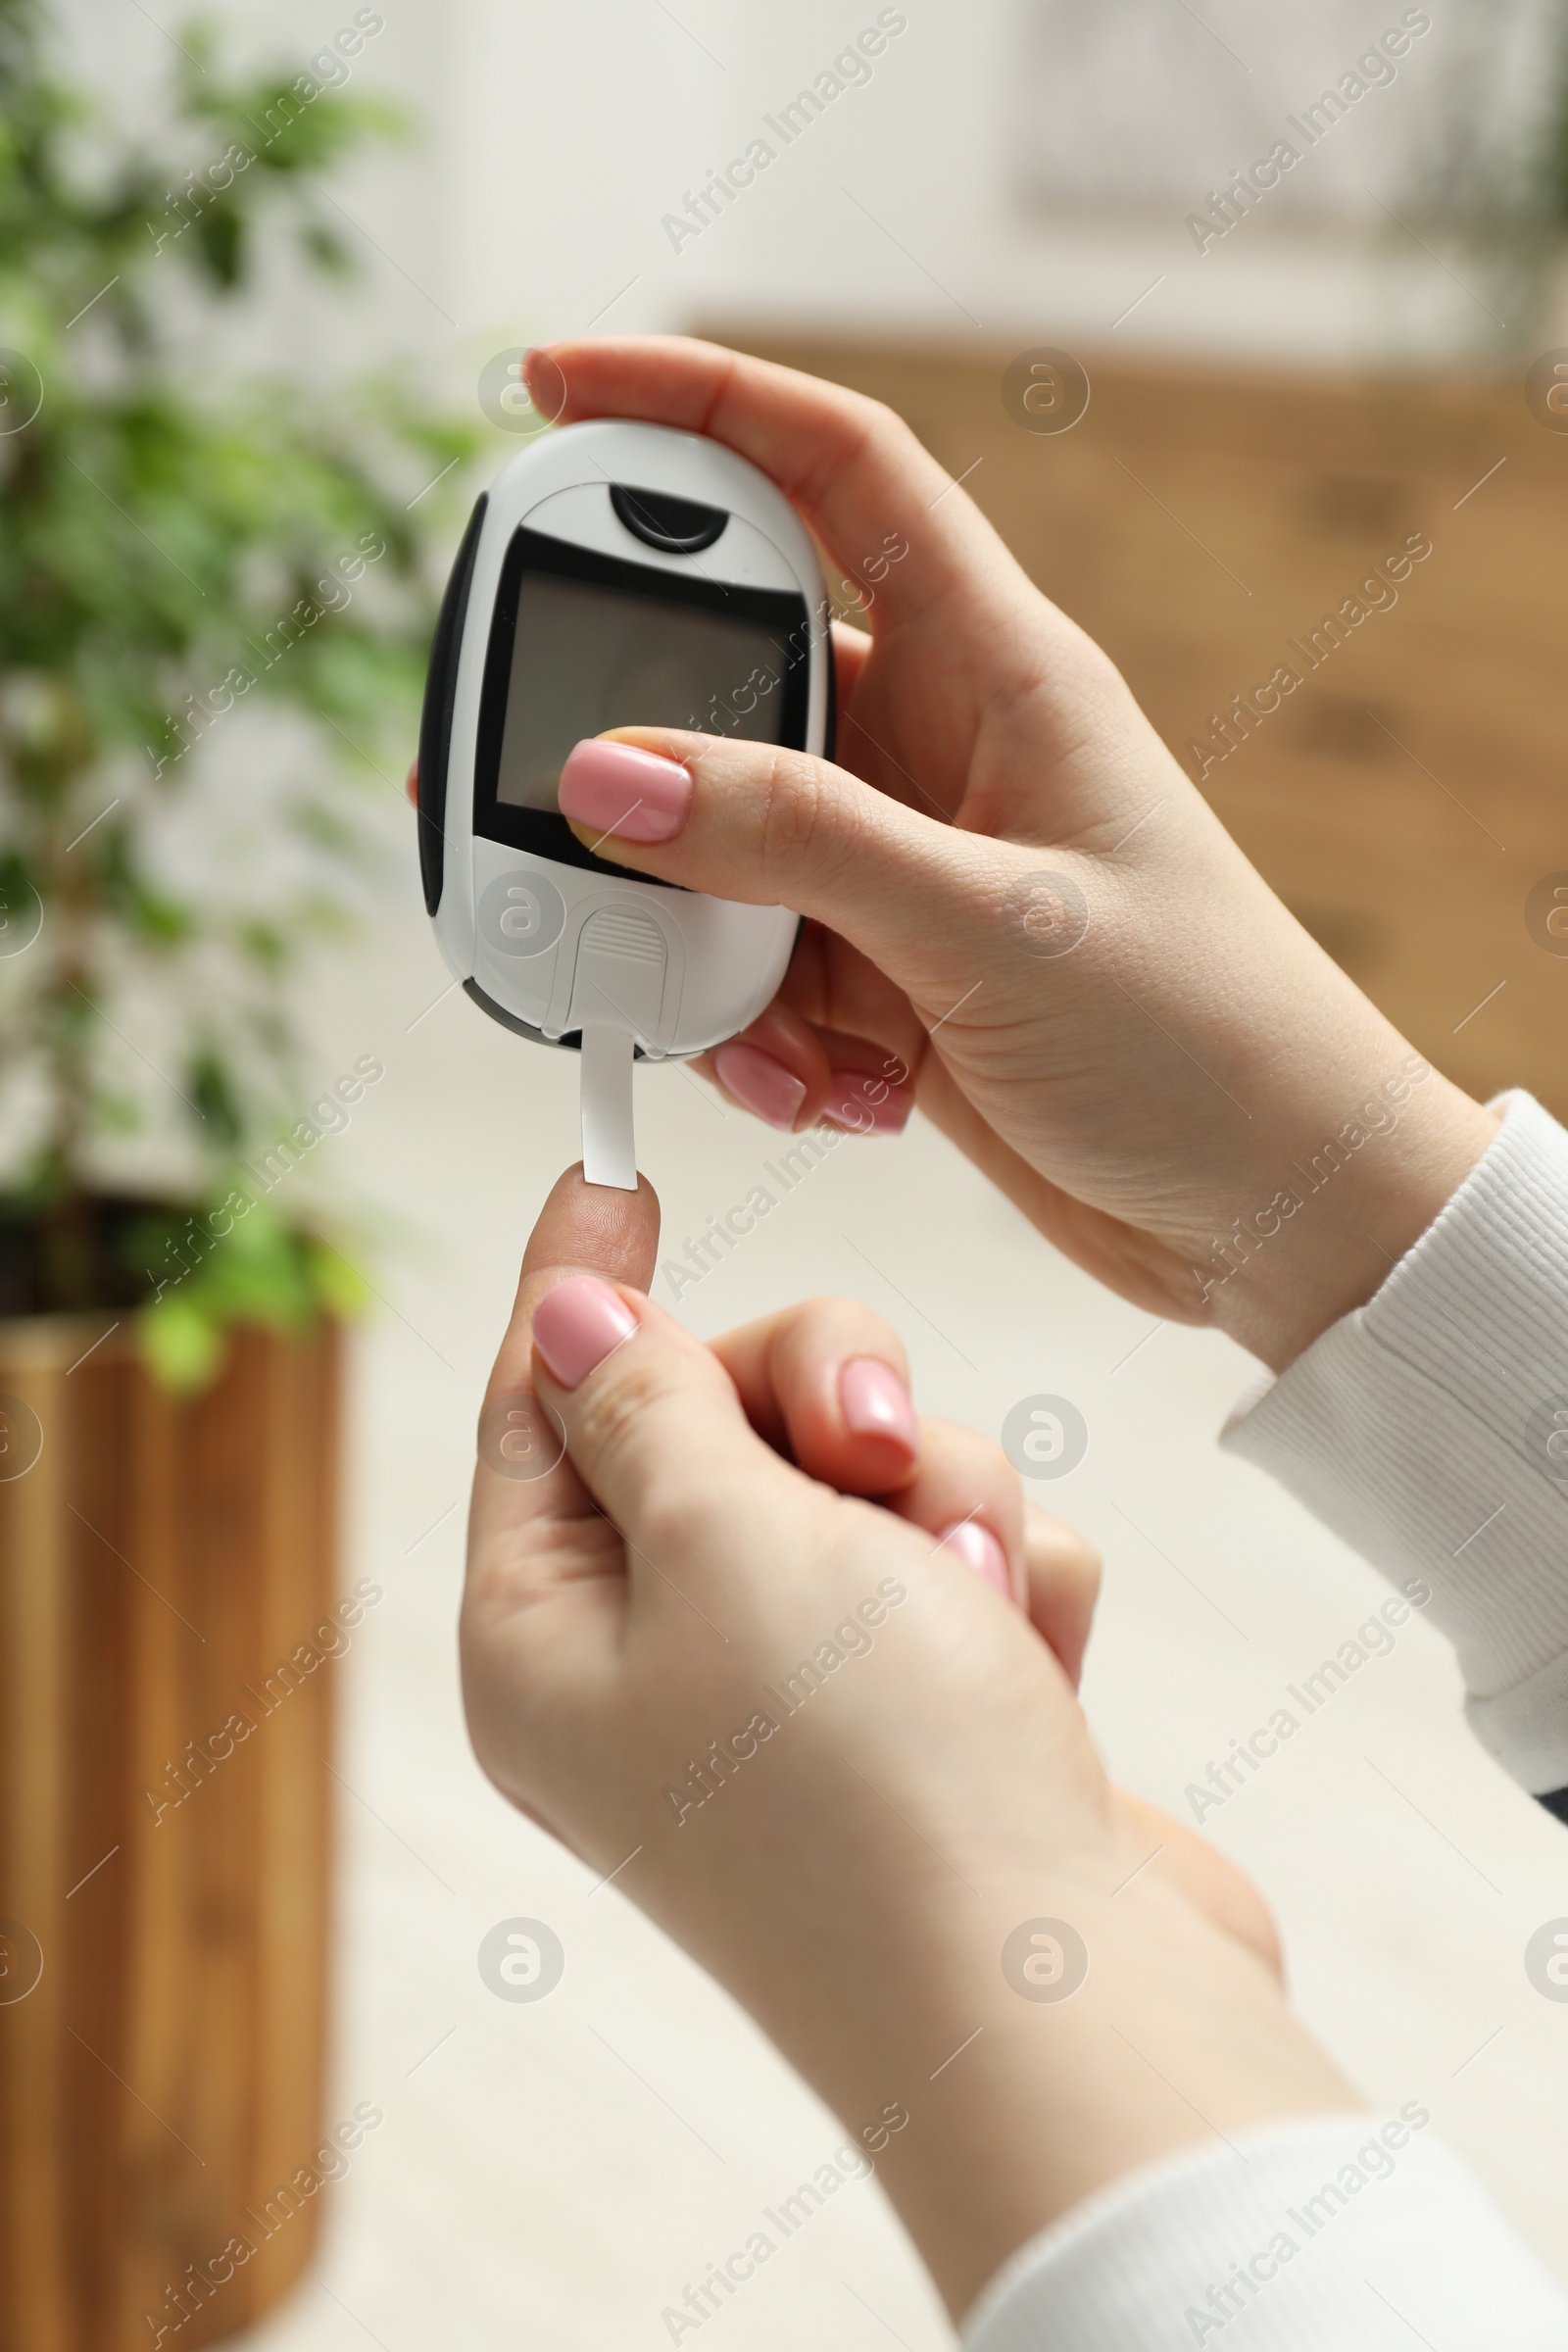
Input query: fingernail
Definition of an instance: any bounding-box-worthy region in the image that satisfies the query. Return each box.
[839,1357,918,1456]
[937,1519,1012,1598]
[521,346,567,417]
[822,1068,912,1137]
[559,739,691,844]
[713,1043,807,1131]
[533,1276,638,1390]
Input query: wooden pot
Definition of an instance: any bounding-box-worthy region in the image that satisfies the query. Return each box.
[0,1315,343,2351]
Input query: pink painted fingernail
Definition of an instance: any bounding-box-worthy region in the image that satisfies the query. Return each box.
[937,1519,1012,1598]
[822,1067,912,1137]
[559,739,692,843]
[839,1357,918,1456]
[533,1276,638,1390]
[713,1043,807,1131]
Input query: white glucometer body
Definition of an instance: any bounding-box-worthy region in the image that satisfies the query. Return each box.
[416,419,835,1189]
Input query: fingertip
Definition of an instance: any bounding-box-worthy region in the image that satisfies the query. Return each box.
[517,1165,662,1296]
[712,1042,808,1132]
[935,1517,1013,1600]
[705,1010,834,1134]
[839,1356,919,1470]
[877,1421,1027,1604]
[1028,1509,1102,1587]
[1021,1504,1102,1688]
[820,1065,914,1138]
[521,345,570,424]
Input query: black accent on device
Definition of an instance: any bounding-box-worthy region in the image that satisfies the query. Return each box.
[416,492,488,915]
[463,975,657,1058]
[610,483,729,554]
[1539,1785,1568,1828]
[471,522,815,885]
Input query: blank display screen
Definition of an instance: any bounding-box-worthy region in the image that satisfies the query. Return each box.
[494,571,788,813]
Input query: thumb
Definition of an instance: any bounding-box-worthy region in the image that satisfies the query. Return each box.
[473,1162,661,1499]
[463,1164,662,1838]
[485,1161,661,1403]
[557,728,1009,1006]
[529,1273,804,1603]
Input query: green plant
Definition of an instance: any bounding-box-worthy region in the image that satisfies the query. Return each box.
[0,0,473,1380]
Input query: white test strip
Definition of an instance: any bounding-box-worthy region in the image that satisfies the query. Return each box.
[579,1021,638,1191]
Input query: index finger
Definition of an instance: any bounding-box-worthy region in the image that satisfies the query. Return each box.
[526,335,1021,624]
[708,1294,920,1496]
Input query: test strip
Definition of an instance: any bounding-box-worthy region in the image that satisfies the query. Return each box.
[580,1021,637,1191]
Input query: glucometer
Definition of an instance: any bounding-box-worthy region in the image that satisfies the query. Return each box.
[416,419,835,1190]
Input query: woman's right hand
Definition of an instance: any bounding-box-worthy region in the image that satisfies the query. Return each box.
[531,336,1496,1372]
[463,1167,1348,2322]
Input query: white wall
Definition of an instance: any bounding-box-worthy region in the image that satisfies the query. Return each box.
[62,0,1555,454]
[427,0,1544,368]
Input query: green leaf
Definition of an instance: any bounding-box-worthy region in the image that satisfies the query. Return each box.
[139,1291,226,1391]
[309,1237,368,1318]
[0,1,477,1273]
[189,1051,244,1149]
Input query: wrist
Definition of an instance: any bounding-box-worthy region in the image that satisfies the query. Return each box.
[1203,1062,1498,1374]
[745,1869,1354,2322]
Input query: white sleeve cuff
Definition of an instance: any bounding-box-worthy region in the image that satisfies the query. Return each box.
[1221,1091,1568,1797]
[961,2115,1568,2351]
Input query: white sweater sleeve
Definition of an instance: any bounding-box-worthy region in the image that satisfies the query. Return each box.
[1221,1090,1568,1802]
[961,2115,1568,2350]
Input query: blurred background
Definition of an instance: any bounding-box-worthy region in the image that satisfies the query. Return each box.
[6,2,1568,2347]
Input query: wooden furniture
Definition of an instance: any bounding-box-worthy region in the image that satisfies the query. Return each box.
[0,1319,339,2351]
[719,333,1568,1120]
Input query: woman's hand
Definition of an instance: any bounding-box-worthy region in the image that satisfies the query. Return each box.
[528,336,1496,1372]
[462,1167,1352,2320]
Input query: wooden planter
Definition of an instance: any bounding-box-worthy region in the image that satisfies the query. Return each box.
[0,1315,341,2352]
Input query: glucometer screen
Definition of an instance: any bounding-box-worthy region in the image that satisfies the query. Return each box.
[496,573,785,813]
[473,523,814,883]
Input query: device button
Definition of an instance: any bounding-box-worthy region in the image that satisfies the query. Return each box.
[477,868,565,958]
[610,483,728,555]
